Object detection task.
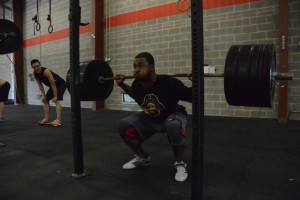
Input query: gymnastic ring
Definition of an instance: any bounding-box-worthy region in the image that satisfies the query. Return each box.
[48,25,53,33]
[35,22,41,31]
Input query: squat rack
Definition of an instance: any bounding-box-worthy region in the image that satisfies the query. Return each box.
[68,0,205,199]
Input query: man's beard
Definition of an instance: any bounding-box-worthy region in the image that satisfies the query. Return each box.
[135,73,151,81]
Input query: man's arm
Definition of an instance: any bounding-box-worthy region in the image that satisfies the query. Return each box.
[119,83,134,98]
[173,78,192,103]
[44,69,58,101]
[35,78,45,96]
[115,74,134,98]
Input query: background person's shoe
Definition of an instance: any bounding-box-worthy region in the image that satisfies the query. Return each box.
[38,119,50,125]
[50,119,62,126]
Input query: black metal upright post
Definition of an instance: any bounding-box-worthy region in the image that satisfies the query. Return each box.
[69,0,85,178]
[191,0,204,200]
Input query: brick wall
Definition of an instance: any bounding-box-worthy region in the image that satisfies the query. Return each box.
[22,0,93,108]
[0,0,299,119]
[104,0,300,119]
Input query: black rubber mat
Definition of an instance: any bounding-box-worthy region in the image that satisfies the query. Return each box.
[0,105,300,200]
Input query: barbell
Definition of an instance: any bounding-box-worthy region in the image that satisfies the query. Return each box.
[66,44,293,107]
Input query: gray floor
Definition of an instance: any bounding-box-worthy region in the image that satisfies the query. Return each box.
[0,105,300,200]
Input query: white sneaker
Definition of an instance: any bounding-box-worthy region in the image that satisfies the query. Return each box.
[174,161,188,182]
[122,155,151,169]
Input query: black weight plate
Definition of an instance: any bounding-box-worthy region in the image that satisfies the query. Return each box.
[247,45,259,106]
[255,45,268,107]
[84,60,114,101]
[260,45,268,106]
[224,44,276,107]
[236,45,252,106]
[270,44,276,106]
[255,45,264,107]
[0,19,23,54]
[66,63,89,100]
[248,45,262,107]
[79,63,90,100]
[265,44,276,107]
[224,45,241,106]
[260,44,271,107]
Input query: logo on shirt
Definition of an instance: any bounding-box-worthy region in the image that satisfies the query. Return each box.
[141,94,165,118]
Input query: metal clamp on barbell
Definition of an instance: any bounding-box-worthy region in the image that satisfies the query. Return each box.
[271,72,293,88]
[272,72,293,80]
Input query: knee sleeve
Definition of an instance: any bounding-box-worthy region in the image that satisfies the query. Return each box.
[165,119,186,146]
[123,127,139,141]
[118,119,138,141]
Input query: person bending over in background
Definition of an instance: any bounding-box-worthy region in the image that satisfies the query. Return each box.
[0,79,11,122]
[31,59,67,127]
[115,52,192,182]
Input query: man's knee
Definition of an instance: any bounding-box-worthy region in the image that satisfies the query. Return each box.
[165,119,186,146]
[118,119,139,141]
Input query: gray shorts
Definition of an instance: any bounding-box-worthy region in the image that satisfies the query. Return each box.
[118,111,187,143]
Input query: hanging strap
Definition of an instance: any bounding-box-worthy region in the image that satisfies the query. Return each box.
[32,0,40,35]
[47,0,53,33]
[2,5,5,19]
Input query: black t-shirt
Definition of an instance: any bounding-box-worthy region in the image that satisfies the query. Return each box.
[132,75,192,122]
[34,67,66,87]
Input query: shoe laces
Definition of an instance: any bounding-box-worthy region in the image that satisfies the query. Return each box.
[134,155,148,161]
[134,155,141,161]
[174,161,187,172]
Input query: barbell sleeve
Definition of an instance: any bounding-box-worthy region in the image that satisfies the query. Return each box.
[272,72,293,80]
